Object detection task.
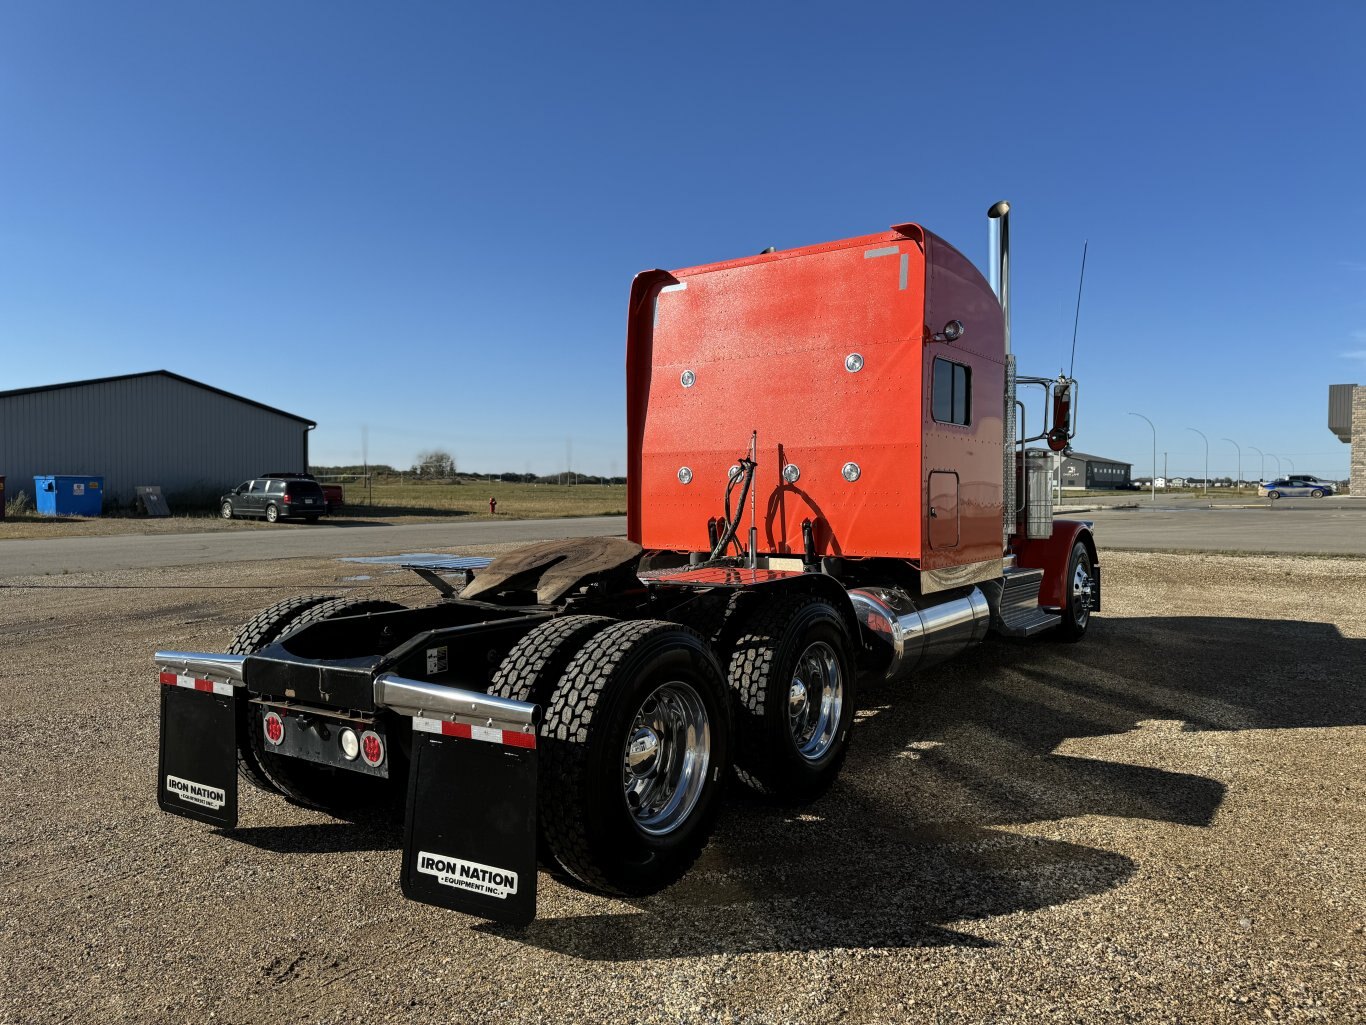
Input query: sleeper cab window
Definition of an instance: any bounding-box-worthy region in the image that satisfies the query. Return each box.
[932,357,971,426]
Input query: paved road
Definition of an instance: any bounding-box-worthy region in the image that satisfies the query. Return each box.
[3,503,1361,579]
[0,516,628,578]
[1077,505,1366,556]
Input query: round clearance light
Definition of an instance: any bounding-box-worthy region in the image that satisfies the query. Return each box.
[942,320,965,342]
[339,728,360,761]
[680,369,696,388]
[360,730,385,768]
[782,463,801,483]
[841,461,862,483]
[263,710,285,746]
[845,353,864,373]
[677,466,693,485]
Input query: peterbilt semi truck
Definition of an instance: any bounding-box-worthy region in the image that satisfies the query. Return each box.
[156,201,1098,925]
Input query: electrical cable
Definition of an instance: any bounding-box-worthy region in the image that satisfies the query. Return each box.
[709,457,756,561]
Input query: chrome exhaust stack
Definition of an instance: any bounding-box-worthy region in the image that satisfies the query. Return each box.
[848,587,991,683]
[988,201,1011,347]
[990,201,1018,546]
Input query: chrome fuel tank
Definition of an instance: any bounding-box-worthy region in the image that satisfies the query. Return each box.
[848,586,991,682]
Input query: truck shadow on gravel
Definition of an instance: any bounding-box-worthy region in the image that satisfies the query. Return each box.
[494,613,1365,959]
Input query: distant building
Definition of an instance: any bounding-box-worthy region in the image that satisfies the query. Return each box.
[1058,450,1133,490]
[0,370,315,506]
[1329,383,1364,495]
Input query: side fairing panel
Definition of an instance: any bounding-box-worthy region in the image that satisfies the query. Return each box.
[627,229,928,559]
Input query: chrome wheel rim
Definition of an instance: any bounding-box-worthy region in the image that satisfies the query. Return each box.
[266,505,277,522]
[789,641,843,762]
[221,502,232,518]
[1072,557,1094,626]
[621,681,711,837]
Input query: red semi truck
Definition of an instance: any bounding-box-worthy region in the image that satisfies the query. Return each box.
[156,202,1096,925]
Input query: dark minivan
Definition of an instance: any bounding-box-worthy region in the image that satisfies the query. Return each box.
[220,476,327,523]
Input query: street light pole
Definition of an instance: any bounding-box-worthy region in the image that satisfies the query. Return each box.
[1129,412,1157,503]
[1268,453,1281,476]
[1221,438,1242,493]
[1249,445,1265,483]
[1284,456,1295,475]
[1186,427,1209,497]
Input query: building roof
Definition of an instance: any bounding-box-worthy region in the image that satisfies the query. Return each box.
[0,370,315,426]
[1062,450,1131,466]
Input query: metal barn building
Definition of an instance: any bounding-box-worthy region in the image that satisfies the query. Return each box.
[1058,450,1133,490]
[0,371,315,507]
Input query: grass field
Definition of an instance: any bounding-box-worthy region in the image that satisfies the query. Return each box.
[337,479,627,518]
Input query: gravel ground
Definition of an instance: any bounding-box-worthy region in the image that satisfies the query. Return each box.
[1,550,1362,1024]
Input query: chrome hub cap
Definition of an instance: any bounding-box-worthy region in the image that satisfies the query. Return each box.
[626,726,661,775]
[1072,562,1094,624]
[621,682,711,836]
[789,641,843,762]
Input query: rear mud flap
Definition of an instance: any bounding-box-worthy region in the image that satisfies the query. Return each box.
[401,719,538,926]
[157,680,239,828]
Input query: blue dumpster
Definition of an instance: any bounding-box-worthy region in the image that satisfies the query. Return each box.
[34,475,104,517]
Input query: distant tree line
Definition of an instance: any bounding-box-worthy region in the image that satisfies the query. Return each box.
[311,456,625,487]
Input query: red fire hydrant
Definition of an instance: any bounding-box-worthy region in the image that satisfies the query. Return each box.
[489,497,497,515]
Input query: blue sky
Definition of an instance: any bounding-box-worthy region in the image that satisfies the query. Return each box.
[2,2,1362,479]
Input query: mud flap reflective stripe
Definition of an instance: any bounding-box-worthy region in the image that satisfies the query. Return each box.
[157,681,239,828]
[400,720,538,926]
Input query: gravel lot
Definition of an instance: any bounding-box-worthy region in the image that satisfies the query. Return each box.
[1,549,1362,1024]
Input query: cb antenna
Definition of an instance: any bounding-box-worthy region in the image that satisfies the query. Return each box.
[1068,240,1088,379]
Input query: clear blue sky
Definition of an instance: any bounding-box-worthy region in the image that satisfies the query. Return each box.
[2,2,1362,480]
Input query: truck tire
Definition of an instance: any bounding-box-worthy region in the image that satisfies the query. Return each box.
[723,595,855,802]
[231,596,406,812]
[228,593,343,794]
[1054,541,1094,643]
[539,619,732,895]
[488,615,616,873]
[488,615,615,706]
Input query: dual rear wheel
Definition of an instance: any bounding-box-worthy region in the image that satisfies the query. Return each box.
[490,594,856,895]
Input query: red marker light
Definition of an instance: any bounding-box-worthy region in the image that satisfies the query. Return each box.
[360,730,384,767]
[263,711,285,745]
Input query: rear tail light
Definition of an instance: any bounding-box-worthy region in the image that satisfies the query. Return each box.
[283,494,292,504]
[339,728,359,760]
[360,730,385,767]
[263,710,285,745]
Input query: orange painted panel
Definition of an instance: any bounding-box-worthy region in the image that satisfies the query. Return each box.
[627,228,931,559]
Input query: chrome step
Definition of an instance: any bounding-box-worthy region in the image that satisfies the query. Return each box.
[993,568,1061,637]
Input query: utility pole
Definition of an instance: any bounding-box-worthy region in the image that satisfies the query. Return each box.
[1186,427,1209,497]
[1129,412,1157,503]
[1163,451,1168,482]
